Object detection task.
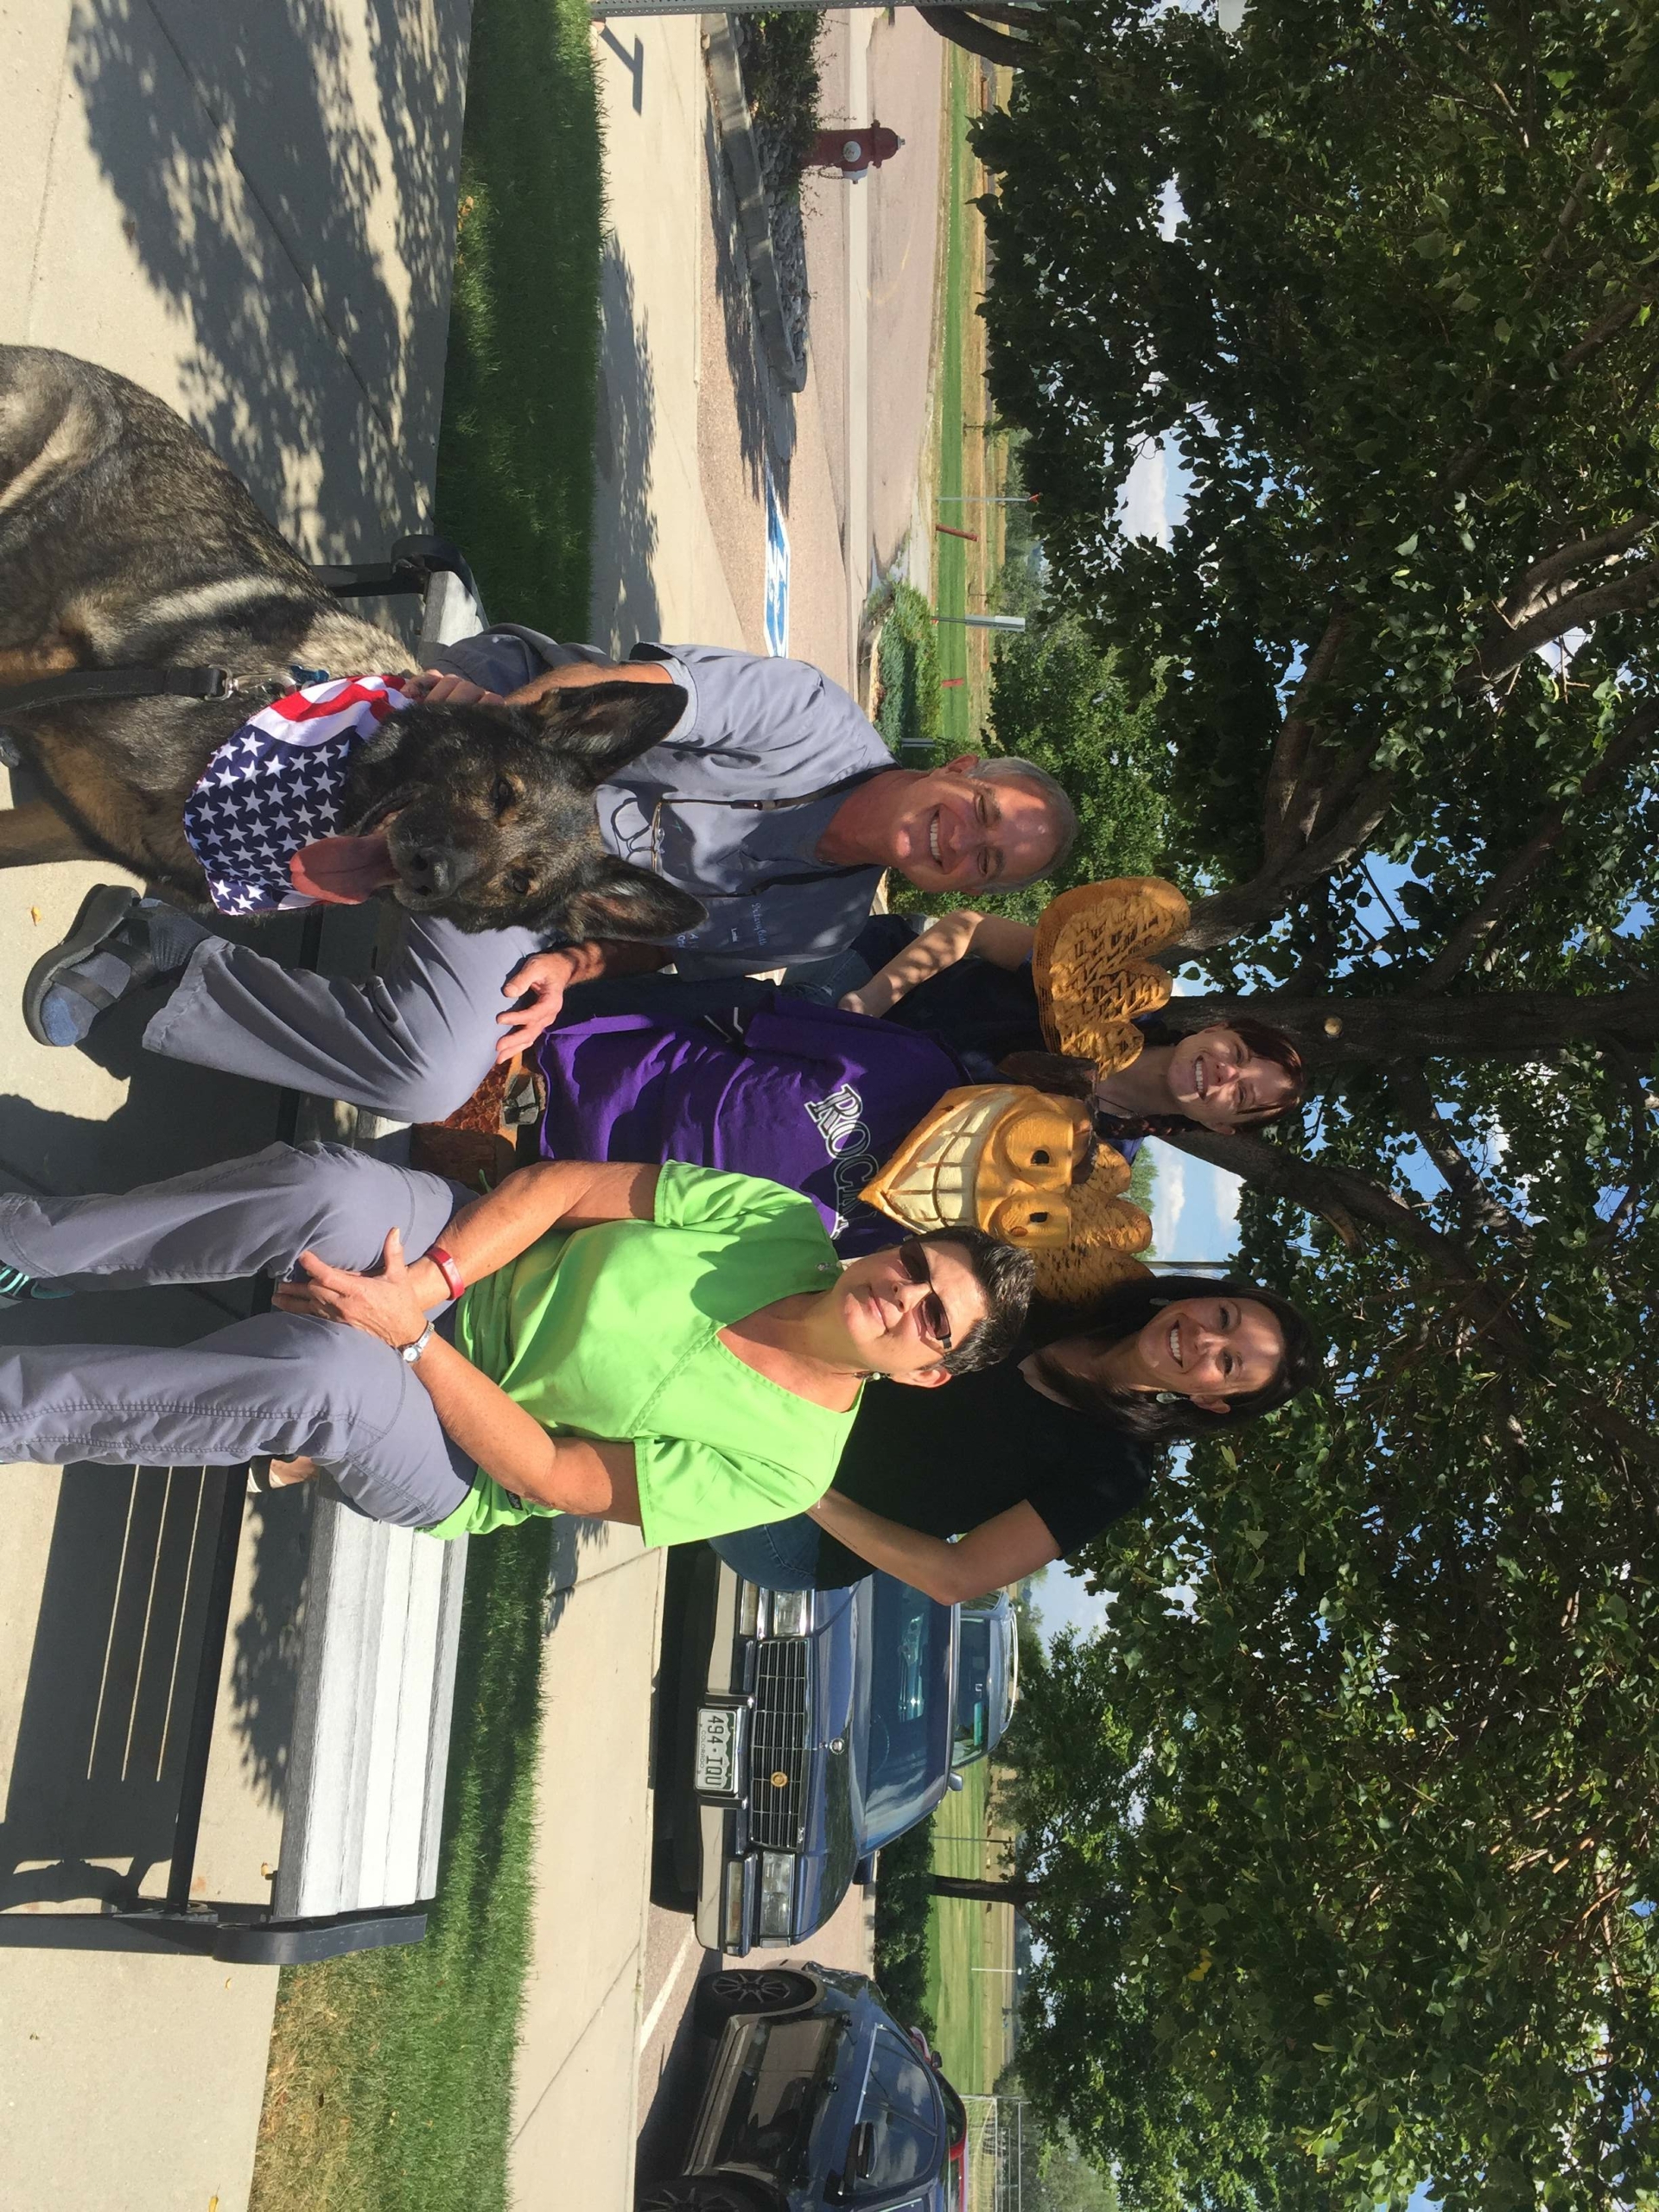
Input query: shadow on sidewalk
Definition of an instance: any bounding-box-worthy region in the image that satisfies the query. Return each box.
[595,238,665,653]
[704,110,797,505]
[67,0,470,545]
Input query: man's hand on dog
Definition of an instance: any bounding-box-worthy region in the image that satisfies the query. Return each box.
[401,670,505,709]
[403,660,676,712]
[495,947,592,1058]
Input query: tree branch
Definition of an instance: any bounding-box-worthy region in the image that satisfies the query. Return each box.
[1532,137,1611,282]
[1497,516,1656,628]
[1420,701,1659,988]
[1558,282,1659,375]
[1152,985,1659,1071]
[1460,560,1659,692]
[1389,1065,1534,1249]
[1262,613,1350,863]
[1160,1128,1532,1357]
[1169,772,1394,954]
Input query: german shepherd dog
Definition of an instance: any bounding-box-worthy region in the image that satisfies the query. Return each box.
[0,345,705,943]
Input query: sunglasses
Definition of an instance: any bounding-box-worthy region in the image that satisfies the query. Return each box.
[898,1238,953,1352]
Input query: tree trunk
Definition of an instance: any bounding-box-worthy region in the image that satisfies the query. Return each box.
[1151,987,1659,1071]
[918,7,1040,66]
[928,1873,1042,1907]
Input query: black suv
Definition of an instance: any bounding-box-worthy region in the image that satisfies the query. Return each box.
[639,1963,963,2212]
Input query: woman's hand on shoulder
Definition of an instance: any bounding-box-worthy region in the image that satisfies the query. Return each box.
[273,1228,432,1351]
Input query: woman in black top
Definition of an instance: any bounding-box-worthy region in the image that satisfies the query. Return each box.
[825,909,1305,1153]
[709,1272,1320,1600]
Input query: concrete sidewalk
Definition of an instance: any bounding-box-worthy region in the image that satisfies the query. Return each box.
[0,4,469,2208]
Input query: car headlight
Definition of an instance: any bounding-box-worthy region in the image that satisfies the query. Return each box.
[767,1589,812,1638]
[758,1850,797,1939]
[736,1580,763,1638]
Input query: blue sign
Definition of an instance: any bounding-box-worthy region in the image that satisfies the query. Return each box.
[764,461,791,658]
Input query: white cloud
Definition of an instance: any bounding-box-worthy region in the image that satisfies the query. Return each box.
[1120,439,1172,549]
[1213,1171,1243,1224]
[1151,1147,1187,1256]
[1033,1561,1114,1648]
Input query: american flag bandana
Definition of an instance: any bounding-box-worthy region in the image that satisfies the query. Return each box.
[181,674,412,915]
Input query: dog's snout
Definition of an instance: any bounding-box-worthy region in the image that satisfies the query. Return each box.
[402,844,479,900]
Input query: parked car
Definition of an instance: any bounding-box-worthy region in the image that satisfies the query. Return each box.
[655,1549,960,1955]
[639,1963,964,2212]
[951,1591,1019,1770]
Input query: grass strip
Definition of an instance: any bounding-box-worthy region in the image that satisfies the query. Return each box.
[250,1529,556,2212]
[433,0,603,634]
[252,3,601,2199]
[925,1755,994,2090]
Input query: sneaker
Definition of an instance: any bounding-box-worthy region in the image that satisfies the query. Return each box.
[0,1263,70,1310]
[23,886,207,1047]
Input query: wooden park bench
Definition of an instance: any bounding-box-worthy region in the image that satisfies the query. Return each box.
[0,544,486,1965]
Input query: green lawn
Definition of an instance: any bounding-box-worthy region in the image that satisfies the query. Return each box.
[925,1759,1013,2094]
[932,53,972,750]
[251,1530,558,2212]
[433,0,603,633]
[251,3,601,2201]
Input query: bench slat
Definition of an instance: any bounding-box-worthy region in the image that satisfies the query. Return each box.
[272,1500,467,1920]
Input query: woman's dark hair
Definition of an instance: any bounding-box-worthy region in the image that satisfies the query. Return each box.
[918,1225,1034,1376]
[1020,1273,1322,1447]
[998,1018,1306,1142]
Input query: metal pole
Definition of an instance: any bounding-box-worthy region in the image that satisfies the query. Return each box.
[933,613,1027,632]
[937,495,1039,504]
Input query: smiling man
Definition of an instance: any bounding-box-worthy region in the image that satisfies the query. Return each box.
[25,632,1077,1123]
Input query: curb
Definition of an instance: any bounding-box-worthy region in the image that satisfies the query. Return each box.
[702,14,808,394]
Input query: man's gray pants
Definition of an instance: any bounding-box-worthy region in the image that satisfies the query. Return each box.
[144,918,546,1123]
[0,1144,477,1529]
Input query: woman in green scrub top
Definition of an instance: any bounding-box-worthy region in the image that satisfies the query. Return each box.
[0,1148,1033,1548]
[267,1156,1034,1545]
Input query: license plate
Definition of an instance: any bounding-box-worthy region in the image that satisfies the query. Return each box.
[694,1703,742,1796]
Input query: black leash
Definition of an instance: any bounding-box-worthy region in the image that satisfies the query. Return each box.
[0,664,240,711]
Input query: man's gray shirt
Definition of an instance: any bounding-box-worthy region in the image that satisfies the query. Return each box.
[435,628,891,977]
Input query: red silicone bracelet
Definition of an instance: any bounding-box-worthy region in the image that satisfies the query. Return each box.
[426,1243,466,1301]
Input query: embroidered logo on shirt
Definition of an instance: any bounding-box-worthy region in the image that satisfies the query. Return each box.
[807,1084,880,1237]
[806,1084,865,1155]
[181,675,411,915]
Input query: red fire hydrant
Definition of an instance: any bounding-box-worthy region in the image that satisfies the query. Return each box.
[810,124,904,177]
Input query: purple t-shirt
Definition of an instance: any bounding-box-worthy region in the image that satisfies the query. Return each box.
[537,995,970,1253]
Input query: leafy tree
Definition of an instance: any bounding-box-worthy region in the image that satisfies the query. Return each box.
[960,0,1659,2202]
[980,613,1171,919]
[873,1817,938,2037]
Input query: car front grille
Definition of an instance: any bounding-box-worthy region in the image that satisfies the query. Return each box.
[747,1637,810,1848]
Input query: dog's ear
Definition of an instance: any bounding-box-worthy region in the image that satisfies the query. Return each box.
[559,858,708,944]
[531,679,689,781]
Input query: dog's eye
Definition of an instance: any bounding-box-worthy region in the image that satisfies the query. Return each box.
[505,867,536,897]
[493,776,517,817]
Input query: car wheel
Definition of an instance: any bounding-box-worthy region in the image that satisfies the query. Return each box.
[694,1967,817,2034]
[639,2177,772,2212]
